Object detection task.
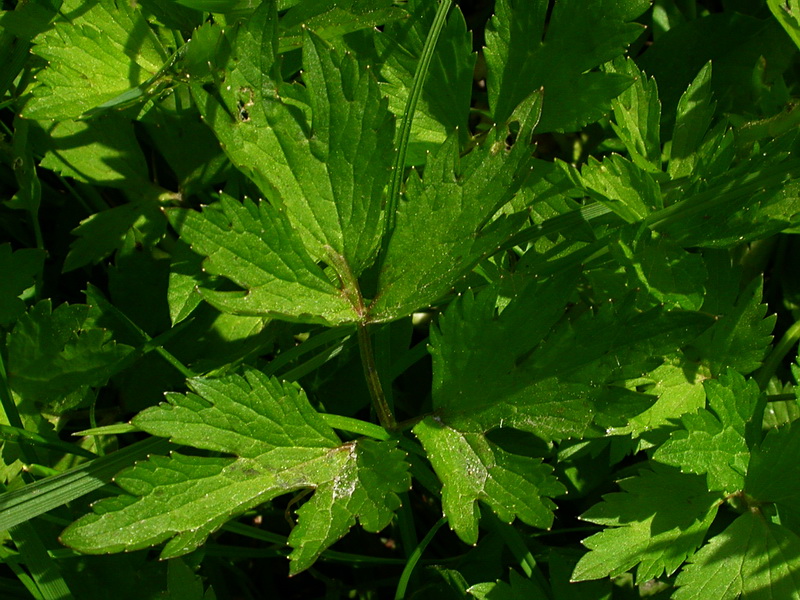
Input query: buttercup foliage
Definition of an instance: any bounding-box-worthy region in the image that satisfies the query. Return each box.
[1,0,800,598]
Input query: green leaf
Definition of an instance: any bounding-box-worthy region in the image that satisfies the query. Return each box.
[579,154,662,222]
[167,239,209,326]
[6,300,135,410]
[429,274,714,442]
[63,200,166,272]
[190,7,394,278]
[278,0,407,52]
[572,465,720,584]
[369,92,542,321]
[669,62,716,179]
[414,418,565,546]
[611,230,707,311]
[287,437,408,574]
[60,369,410,573]
[673,511,800,600]
[615,361,707,442]
[484,0,648,131]
[654,371,759,494]
[690,277,775,376]
[23,0,167,120]
[767,0,800,52]
[376,0,475,164]
[605,57,662,172]
[0,244,44,327]
[746,424,800,535]
[468,569,549,599]
[167,195,357,325]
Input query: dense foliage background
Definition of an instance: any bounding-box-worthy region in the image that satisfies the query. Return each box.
[2,0,800,598]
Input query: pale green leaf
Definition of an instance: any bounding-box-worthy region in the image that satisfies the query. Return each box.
[0,244,44,327]
[167,196,357,325]
[190,6,394,277]
[484,0,648,131]
[414,417,565,546]
[573,465,720,584]
[167,239,208,326]
[287,438,409,574]
[61,369,409,573]
[7,300,134,408]
[614,361,707,441]
[36,116,151,188]
[23,0,167,120]
[654,371,759,493]
[673,511,800,600]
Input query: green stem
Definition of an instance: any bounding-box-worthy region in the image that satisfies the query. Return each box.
[394,517,447,600]
[382,0,452,249]
[320,414,391,440]
[756,319,800,389]
[358,323,396,430]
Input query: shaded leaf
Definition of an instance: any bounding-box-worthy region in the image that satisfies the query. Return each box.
[0,244,44,327]
[673,511,800,600]
[573,465,719,584]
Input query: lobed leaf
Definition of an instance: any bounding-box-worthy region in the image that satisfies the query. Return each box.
[413,417,565,546]
[673,511,800,600]
[484,0,648,131]
[167,195,357,325]
[23,0,167,120]
[61,369,410,573]
[654,371,759,494]
[189,5,394,278]
[573,465,720,584]
[6,300,134,409]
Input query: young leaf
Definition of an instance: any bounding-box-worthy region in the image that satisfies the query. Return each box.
[605,57,662,172]
[673,511,800,600]
[189,5,394,278]
[413,418,565,546]
[369,92,542,322]
[6,300,134,409]
[23,0,167,120]
[669,62,716,179]
[484,0,649,131]
[60,369,410,574]
[167,195,358,325]
[579,154,661,222]
[0,244,44,327]
[653,371,759,494]
[572,465,720,584]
